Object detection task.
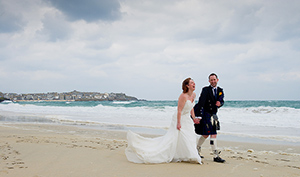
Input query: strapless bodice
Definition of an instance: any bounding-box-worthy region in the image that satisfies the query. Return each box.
[181,100,195,115]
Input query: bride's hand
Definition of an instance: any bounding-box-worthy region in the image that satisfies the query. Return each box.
[193,118,200,124]
[177,123,181,130]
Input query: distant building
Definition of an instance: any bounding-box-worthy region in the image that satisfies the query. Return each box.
[2,91,138,102]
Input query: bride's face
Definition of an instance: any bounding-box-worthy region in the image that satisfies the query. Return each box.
[188,80,196,91]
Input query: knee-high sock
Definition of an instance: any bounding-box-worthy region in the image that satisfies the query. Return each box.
[210,138,218,157]
[197,136,206,148]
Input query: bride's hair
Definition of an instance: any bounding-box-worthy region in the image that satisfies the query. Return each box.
[182,78,192,93]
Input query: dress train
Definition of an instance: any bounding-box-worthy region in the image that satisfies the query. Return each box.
[125,100,201,164]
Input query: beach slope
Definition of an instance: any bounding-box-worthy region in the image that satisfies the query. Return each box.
[0,124,299,177]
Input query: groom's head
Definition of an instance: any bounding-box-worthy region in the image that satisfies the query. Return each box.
[209,73,219,87]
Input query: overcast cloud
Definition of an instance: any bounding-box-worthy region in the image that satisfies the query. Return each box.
[0,0,299,100]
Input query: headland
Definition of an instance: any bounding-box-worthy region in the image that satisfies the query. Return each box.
[0,90,138,102]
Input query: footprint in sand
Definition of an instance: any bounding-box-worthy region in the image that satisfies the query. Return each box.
[0,143,27,171]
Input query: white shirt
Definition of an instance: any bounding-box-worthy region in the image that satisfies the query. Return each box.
[212,87,217,96]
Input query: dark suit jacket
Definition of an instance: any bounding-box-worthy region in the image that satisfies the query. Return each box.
[194,85,224,118]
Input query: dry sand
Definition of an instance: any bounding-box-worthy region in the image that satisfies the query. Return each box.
[0,123,299,177]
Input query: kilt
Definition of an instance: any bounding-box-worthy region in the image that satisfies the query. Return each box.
[194,114,217,135]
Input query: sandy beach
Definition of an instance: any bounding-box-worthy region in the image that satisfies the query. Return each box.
[0,123,299,177]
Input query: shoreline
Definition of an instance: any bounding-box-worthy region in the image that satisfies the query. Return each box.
[1,115,300,146]
[0,123,299,177]
[11,100,75,102]
[3,122,298,150]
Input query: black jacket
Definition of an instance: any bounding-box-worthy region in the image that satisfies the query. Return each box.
[194,85,224,118]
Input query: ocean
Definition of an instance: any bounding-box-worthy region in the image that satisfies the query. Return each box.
[0,100,299,145]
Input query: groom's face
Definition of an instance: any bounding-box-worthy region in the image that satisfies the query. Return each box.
[209,75,218,87]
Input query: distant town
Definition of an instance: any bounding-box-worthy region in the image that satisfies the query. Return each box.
[0,90,139,102]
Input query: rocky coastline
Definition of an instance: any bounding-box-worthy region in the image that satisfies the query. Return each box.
[0,90,139,102]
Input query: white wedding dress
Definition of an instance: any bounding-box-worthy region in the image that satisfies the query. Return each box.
[125,100,201,164]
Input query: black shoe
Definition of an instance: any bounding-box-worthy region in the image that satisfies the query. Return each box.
[213,156,225,163]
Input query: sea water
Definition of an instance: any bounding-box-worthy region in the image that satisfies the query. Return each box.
[0,100,299,145]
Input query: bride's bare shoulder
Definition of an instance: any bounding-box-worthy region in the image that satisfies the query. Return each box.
[178,93,188,102]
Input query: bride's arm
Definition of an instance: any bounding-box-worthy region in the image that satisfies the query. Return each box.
[191,92,200,124]
[190,92,196,119]
[177,94,186,130]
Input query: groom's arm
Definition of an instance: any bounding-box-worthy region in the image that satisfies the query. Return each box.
[217,88,224,108]
[194,87,207,117]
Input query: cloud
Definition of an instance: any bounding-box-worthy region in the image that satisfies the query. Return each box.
[0,0,300,100]
[47,0,122,22]
[38,9,72,41]
[0,0,26,33]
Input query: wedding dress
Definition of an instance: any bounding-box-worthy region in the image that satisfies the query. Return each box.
[125,100,201,164]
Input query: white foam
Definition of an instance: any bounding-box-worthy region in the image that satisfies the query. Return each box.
[0,103,173,128]
[1,100,13,103]
[1,103,299,143]
[112,101,136,104]
[219,107,300,129]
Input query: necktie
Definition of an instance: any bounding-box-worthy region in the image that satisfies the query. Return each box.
[214,88,217,100]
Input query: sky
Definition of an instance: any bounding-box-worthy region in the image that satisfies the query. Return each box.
[0,0,300,100]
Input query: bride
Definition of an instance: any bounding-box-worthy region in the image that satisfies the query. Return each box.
[125,78,201,164]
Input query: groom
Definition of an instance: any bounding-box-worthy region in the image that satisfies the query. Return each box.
[193,73,225,163]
